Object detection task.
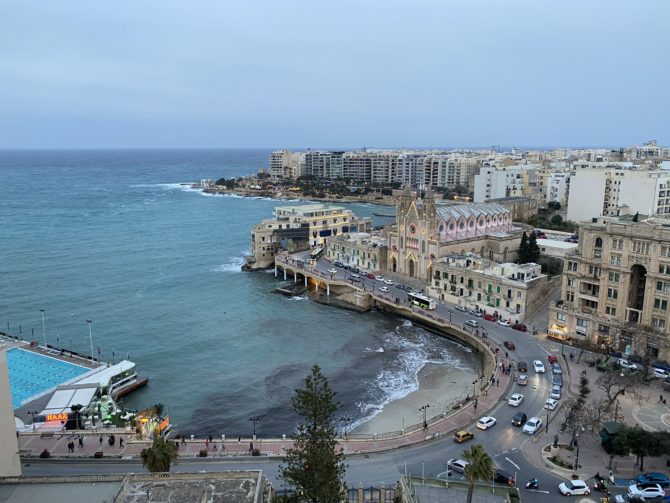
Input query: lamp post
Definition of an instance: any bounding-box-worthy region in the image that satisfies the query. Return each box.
[472,380,477,399]
[480,375,485,391]
[39,309,47,347]
[85,320,94,361]
[28,410,39,430]
[420,404,430,430]
[250,416,261,440]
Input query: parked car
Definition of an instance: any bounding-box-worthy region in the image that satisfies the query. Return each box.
[651,360,670,372]
[476,416,496,430]
[497,319,511,327]
[547,355,559,364]
[552,374,563,386]
[512,412,528,426]
[379,286,390,293]
[465,320,479,328]
[544,398,558,410]
[375,275,384,281]
[453,430,474,443]
[511,323,527,332]
[327,268,338,274]
[447,458,469,474]
[517,374,528,386]
[628,484,665,500]
[559,479,590,496]
[552,363,562,374]
[455,305,467,312]
[550,385,562,400]
[384,279,394,285]
[533,360,546,373]
[494,469,515,486]
[350,273,361,281]
[394,283,404,290]
[508,393,524,407]
[635,473,670,489]
[483,313,497,322]
[517,361,528,372]
[366,273,375,279]
[522,417,542,435]
[503,341,516,350]
[653,368,669,379]
[334,261,344,268]
[619,359,639,371]
[469,309,483,317]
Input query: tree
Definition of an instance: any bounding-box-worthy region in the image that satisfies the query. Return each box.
[140,436,178,472]
[462,444,495,503]
[279,365,346,502]
[596,368,645,411]
[615,427,669,471]
[518,232,529,263]
[70,403,84,430]
[527,233,540,263]
[551,214,564,226]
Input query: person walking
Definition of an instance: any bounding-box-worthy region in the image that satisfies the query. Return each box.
[99,435,103,447]
[119,437,124,448]
[78,436,83,449]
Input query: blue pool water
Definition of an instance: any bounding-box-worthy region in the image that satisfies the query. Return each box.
[5,348,90,408]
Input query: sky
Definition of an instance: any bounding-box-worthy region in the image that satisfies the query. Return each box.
[0,1,668,149]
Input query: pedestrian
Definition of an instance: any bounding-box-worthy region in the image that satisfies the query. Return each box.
[660,395,664,403]
[99,435,103,446]
[237,435,241,443]
[474,399,478,411]
[213,443,217,451]
[78,436,83,449]
[664,399,667,405]
[496,378,499,387]
[505,352,509,359]
[181,437,186,446]
[570,352,574,361]
[208,434,213,443]
[175,441,179,450]
[205,438,209,450]
[119,437,124,448]
[249,441,254,453]
[221,442,225,452]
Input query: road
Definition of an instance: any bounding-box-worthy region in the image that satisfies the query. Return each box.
[25,260,618,503]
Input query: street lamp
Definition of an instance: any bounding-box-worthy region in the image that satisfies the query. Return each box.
[480,375,485,391]
[39,309,47,348]
[85,320,94,360]
[573,437,580,471]
[28,410,39,430]
[472,380,477,399]
[250,416,261,440]
[419,404,430,430]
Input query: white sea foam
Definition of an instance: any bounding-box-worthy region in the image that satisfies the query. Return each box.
[287,295,307,301]
[211,256,245,273]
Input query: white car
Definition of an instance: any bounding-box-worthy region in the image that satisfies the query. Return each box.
[375,275,384,281]
[508,393,524,407]
[455,305,467,312]
[522,417,542,434]
[628,484,665,499]
[465,320,479,328]
[544,398,558,410]
[550,385,562,400]
[533,360,546,373]
[619,359,639,371]
[446,458,469,474]
[476,416,496,430]
[379,286,390,293]
[327,268,338,274]
[384,279,394,285]
[559,479,590,496]
[497,319,510,327]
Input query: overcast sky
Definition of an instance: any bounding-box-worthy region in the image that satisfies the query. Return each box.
[1,1,668,149]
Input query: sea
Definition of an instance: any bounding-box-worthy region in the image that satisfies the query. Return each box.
[0,149,478,436]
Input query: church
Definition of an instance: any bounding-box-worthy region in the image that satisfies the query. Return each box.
[387,187,524,281]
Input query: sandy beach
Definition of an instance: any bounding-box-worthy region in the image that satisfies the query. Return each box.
[352,364,478,435]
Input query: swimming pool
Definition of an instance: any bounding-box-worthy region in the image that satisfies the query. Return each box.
[5,348,90,408]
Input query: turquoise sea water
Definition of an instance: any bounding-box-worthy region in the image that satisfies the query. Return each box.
[0,149,477,436]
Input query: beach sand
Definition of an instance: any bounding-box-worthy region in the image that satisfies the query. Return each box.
[352,364,478,435]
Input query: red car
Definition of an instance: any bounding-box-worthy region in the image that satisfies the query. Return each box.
[547,355,559,364]
[366,273,375,279]
[503,341,516,350]
[483,313,497,322]
[511,323,527,332]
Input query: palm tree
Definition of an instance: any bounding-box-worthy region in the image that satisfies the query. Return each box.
[140,437,178,473]
[463,444,495,503]
[69,404,84,430]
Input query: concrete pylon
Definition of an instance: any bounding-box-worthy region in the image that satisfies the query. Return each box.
[0,349,21,476]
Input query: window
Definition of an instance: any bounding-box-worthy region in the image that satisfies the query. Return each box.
[633,241,650,254]
[654,298,668,310]
[566,292,574,302]
[612,238,623,250]
[656,281,670,293]
[607,288,618,299]
[567,261,578,272]
[659,264,670,275]
[517,291,522,298]
[652,317,666,332]
[605,306,616,316]
[557,313,566,321]
[661,246,670,258]
[588,266,601,277]
[567,278,574,287]
[608,272,620,282]
[577,318,588,328]
[610,255,622,266]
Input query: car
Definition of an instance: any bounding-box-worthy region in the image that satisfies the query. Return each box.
[522,416,542,434]
[614,494,648,503]
[619,359,639,371]
[652,360,670,372]
[512,412,528,426]
[511,323,527,332]
[544,398,558,410]
[494,469,515,486]
[483,313,497,322]
[351,267,361,274]
[508,393,524,407]
[503,340,516,350]
[350,273,361,279]
[635,473,670,489]
[447,458,469,474]
[653,368,669,379]
[366,273,375,279]
[628,483,665,499]
[552,374,563,386]
[334,261,344,268]
[375,275,384,281]
[379,286,390,293]
[469,309,483,317]
[517,361,528,372]
[517,374,528,386]
[455,305,467,312]
[394,283,404,290]
[497,319,511,327]
[552,363,562,374]
[547,355,559,364]
[559,479,591,496]
[384,279,394,285]
[550,385,562,400]
[453,430,474,443]
[476,416,496,430]
[327,268,338,274]
[533,360,546,373]
[465,320,479,328]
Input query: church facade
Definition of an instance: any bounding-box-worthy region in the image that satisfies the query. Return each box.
[387,188,524,281]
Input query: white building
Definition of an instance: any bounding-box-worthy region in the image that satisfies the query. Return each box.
[546,173,569,205]
[474,166,529,202]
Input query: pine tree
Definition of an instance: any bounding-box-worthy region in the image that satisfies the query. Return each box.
[518,232,529,263]
[279,364,346,502]
[528,233,540,263]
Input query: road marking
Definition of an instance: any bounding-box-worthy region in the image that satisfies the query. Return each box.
[505,457,520,470]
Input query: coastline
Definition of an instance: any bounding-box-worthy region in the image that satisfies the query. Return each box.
[352,364,476,435]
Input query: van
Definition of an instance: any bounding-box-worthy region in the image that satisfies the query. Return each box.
[465,320,479,328]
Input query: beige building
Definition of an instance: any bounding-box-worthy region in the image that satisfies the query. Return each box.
[387,188,524,281]
[429,253,545,321]
[0,349,21,476]
[326,232,388,272]
[245,204,372,270]
[548,216,670,360]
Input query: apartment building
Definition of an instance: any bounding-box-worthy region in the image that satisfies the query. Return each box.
[325,232,388,272]
[304,151,344,179]
[430,252,546,321]
[473,166,532,202]
[548,216,670,360]
[546,172,569,205]
[245,205,372,270]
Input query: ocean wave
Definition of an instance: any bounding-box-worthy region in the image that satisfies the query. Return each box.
[211,256,245,273]
[364,347,385,353]
[287,295,308,301]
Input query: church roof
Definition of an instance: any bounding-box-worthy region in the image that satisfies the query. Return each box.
[436,202,509,221]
